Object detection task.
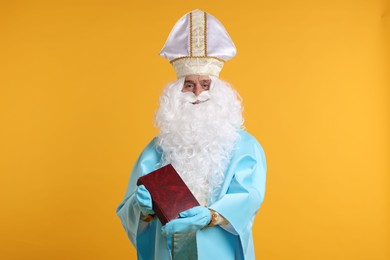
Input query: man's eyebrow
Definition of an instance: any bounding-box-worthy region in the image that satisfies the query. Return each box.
[184,79,211,84]
[200,79,211,83]
[184,80,196,84]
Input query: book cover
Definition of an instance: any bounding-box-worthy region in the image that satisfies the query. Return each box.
[136,164,200,225]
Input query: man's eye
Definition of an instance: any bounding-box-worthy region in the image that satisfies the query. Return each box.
[185,85,193,88]
[203,85,210,89]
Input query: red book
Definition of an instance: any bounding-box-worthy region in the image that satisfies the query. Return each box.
[136,164,200,225]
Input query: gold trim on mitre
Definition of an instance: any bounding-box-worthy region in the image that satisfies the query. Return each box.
[159,9,236,78]
[172,56,224,78]
[172,10,224,78]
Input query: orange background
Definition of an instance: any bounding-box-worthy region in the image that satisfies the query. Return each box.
[0,0,389,259]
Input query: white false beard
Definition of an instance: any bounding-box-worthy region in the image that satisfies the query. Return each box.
[154,76,244,206]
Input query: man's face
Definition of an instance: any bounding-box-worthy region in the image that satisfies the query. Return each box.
[182,75,211,104]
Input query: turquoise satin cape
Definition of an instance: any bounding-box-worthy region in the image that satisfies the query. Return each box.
[116,130,267,259]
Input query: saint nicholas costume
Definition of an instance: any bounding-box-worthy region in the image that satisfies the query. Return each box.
[116,9,267,260]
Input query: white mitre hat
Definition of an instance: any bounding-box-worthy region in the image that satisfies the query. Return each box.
[159,9,236,78]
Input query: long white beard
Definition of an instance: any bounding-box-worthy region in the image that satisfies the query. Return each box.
[154,76,244,206]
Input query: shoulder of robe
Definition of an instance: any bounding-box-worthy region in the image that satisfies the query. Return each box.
[237,129,264,148]
[237,129,267,171]
[137,136,162,163]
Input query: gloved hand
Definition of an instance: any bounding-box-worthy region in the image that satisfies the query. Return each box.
[161,206,211,236]
[135,185,155,216]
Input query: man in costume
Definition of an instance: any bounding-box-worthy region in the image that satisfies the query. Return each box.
[116,9,267,260]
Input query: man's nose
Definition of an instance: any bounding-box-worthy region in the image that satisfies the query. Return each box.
[193,85,204,96]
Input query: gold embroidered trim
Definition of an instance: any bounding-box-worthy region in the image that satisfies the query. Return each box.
[204,11,207,56]
[140,214,156,223]
[201,209,229,230]
[170,56,225,63]
[189,12,193,56]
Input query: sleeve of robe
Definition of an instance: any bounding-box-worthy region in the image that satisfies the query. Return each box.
[115,137,161,247]
[208,130,267,256]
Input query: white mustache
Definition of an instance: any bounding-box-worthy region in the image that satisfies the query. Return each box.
[182,91,211,103]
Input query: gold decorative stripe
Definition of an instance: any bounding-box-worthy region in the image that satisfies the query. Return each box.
[204,11,207,56]
[170,56,226,63]
[189,12,193,56]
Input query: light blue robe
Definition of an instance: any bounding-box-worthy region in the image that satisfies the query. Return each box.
[116,129,267,259]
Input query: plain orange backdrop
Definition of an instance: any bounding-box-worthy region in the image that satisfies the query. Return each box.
[0,0,389,259]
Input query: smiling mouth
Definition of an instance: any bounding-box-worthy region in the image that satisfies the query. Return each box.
[192,99,209,105]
